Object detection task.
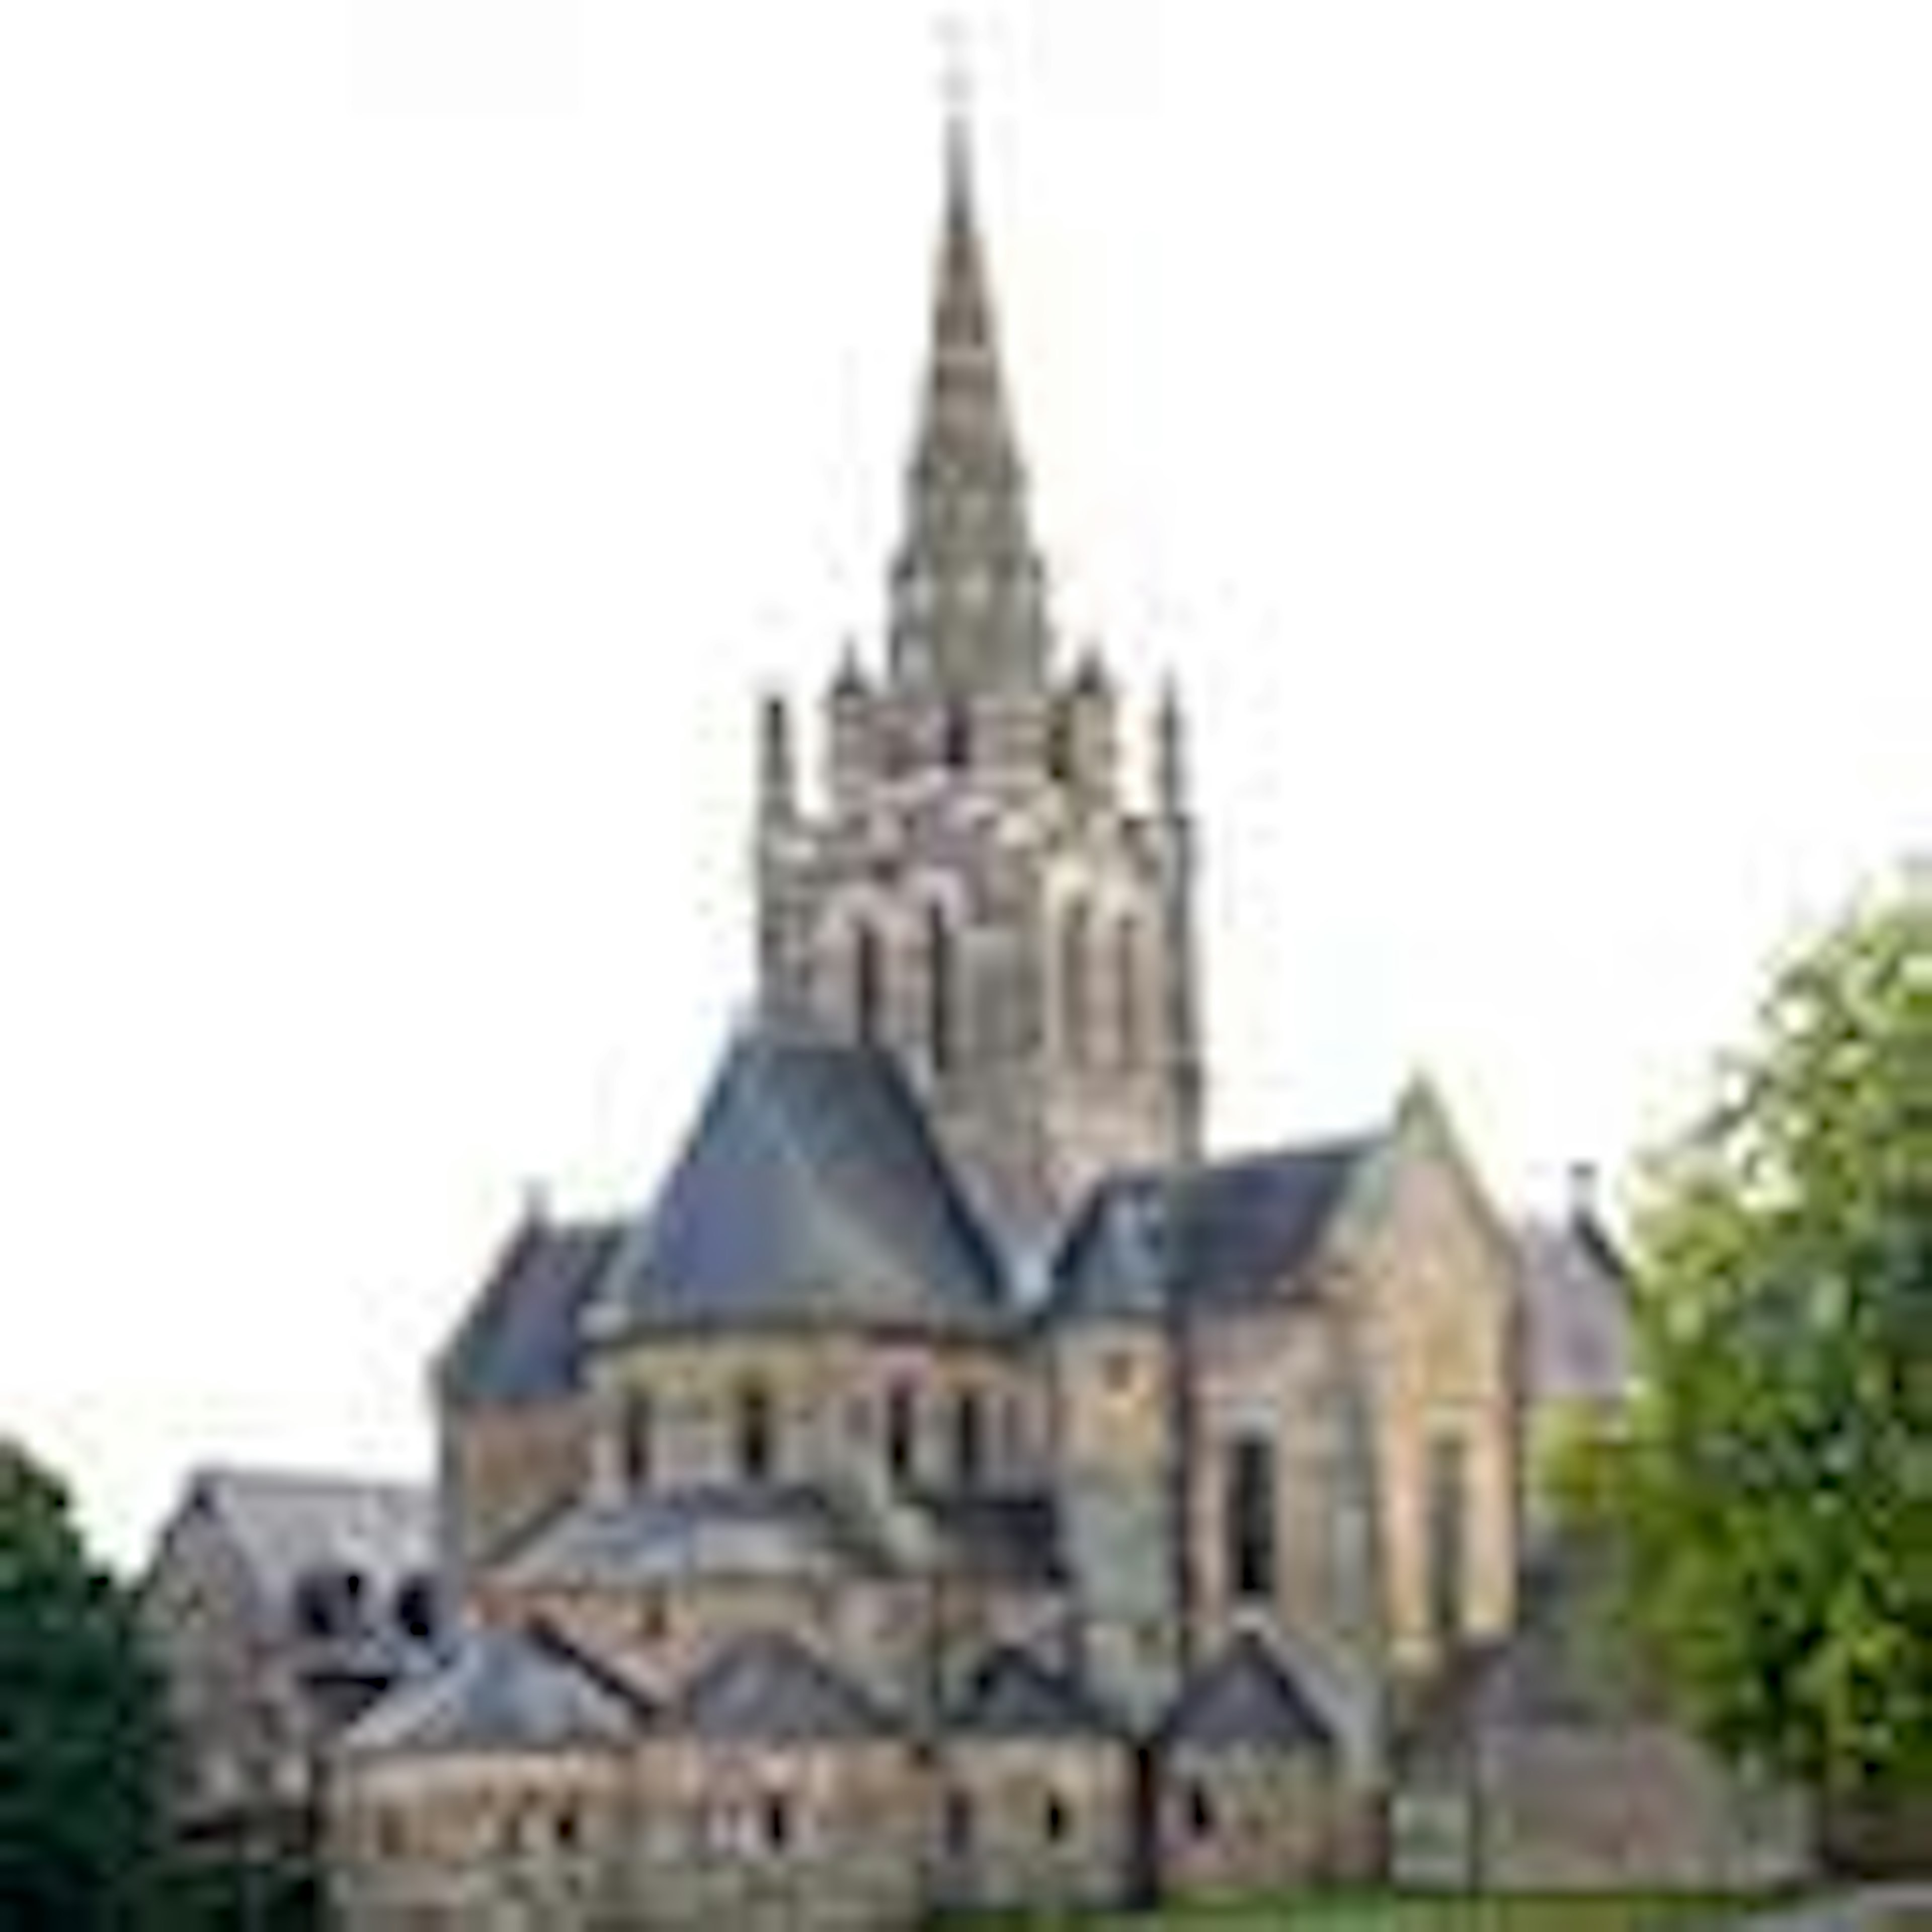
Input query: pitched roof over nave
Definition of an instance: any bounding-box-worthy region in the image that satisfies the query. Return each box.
[439,1019,1422,1407]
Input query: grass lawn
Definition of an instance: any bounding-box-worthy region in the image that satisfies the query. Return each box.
[940,1893,1776,1930]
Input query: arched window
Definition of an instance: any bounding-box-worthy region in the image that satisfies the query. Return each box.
[943,1789,975,1858]
[1114,913,1141,1069]
[1184,1781,1216,1841]
[762,1792,793,1854]
[620,1389,653,1492]
[736,1380,776,1483]
[941,700,972,772]
[1427,1432,1470,1652]
[853,922,886,1044]
[952,1387,986,1490]
[292,1567,365,1642]
[1059,901,1092,1070]
[1042,1793,1072,1843]
[1225,1434,1277,1603]
[926,905,956,1073]
[393,1573,439,1645]
[886,1382,919,1485]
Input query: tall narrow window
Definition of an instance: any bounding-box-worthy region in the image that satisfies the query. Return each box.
[1226,1434,1277,1603]
[620,1390,653,1493]
[1114,914,1140,1069]
[853,922,886,1044]
[1426,1433,1469,1651]
[886,1382,918,1485]
[952,1388,986,1490]
[926,905,956,1074]
[1060,901,1092,1070]
[736,1381,776,1483]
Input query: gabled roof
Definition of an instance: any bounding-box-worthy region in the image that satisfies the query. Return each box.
[439,1215,624,1410]
[1161,1633,1338,1753]
[1053,1137,1377,1322]
[588,1029,1009,1338]
[182,1466,434,1609]
[946,1646,1121,1739]
[341,1621,648,1758]
[666,1631,901,1743]
[494,1486,898,1590]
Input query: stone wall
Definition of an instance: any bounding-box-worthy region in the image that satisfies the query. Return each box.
[1052,1318,1182,1728]
[1185,1306,1369,1676]
[1338,1098,1522,1675]
[584,1330,1047,1505]
[628,1738,925,1932]
[1157,1746,1369,1897]
[1393,1724,1814,1894]
[332,1747,632,1932]
[446,1397,590,1575]
[930,1736,1135,1915]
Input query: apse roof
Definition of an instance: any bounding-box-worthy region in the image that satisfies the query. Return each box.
[587,1029,1009,1339]
[342,1622,648,1758]
[495,1485,899,1590]
[665,1630,902,1743]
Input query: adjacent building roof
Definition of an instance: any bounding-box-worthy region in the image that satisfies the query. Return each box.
[439,1214,625,1410]
[182,1466,434,1611]
[495,1485,899,1590]
[946,1645,1121,1739]
[665,1631,902,1743]
[342,1621,648,1757]
[587,1029,1010,1338]
[1161,1633,1338,1753]
[1516,1200,1633,1410]
[1053,1137,1377,1322]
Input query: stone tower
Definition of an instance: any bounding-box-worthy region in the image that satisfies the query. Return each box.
[756,119,1202,1252]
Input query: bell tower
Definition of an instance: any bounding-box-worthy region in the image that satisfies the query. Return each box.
[756,113,1202,1252]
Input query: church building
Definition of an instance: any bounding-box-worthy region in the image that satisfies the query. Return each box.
[327,112,1525,1931]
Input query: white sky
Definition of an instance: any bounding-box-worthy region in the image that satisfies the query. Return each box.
[2,1,1927,1565]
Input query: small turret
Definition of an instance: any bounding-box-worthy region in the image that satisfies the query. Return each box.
[758,689,795,826]
[1156,677,1189,823]
[1057,649,1118,806]
[826,646,876,817]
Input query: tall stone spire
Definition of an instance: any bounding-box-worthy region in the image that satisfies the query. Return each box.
[888,107,1052,693]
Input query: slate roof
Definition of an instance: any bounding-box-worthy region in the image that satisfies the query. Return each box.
[946,1646,1121,1739]
[665,1631,902,1742]
[439,1215,625,1410]
[913,1493,1066,1588]
[495,1485,899,1589]
[187,1466,434,1611]
[588,1029,1010,1338]
[1161,1633,1338,1753]
[342,1621,648,1757]
[1516,1208,1634,1409]
[1053,1137,1377,1322]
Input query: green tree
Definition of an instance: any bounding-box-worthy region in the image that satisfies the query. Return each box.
[1586,875,1932,1798]
[0,1436,165,1929]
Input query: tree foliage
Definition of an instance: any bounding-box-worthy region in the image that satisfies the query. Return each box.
[1587,876,1932,1795]
[0,1436,165,1929]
